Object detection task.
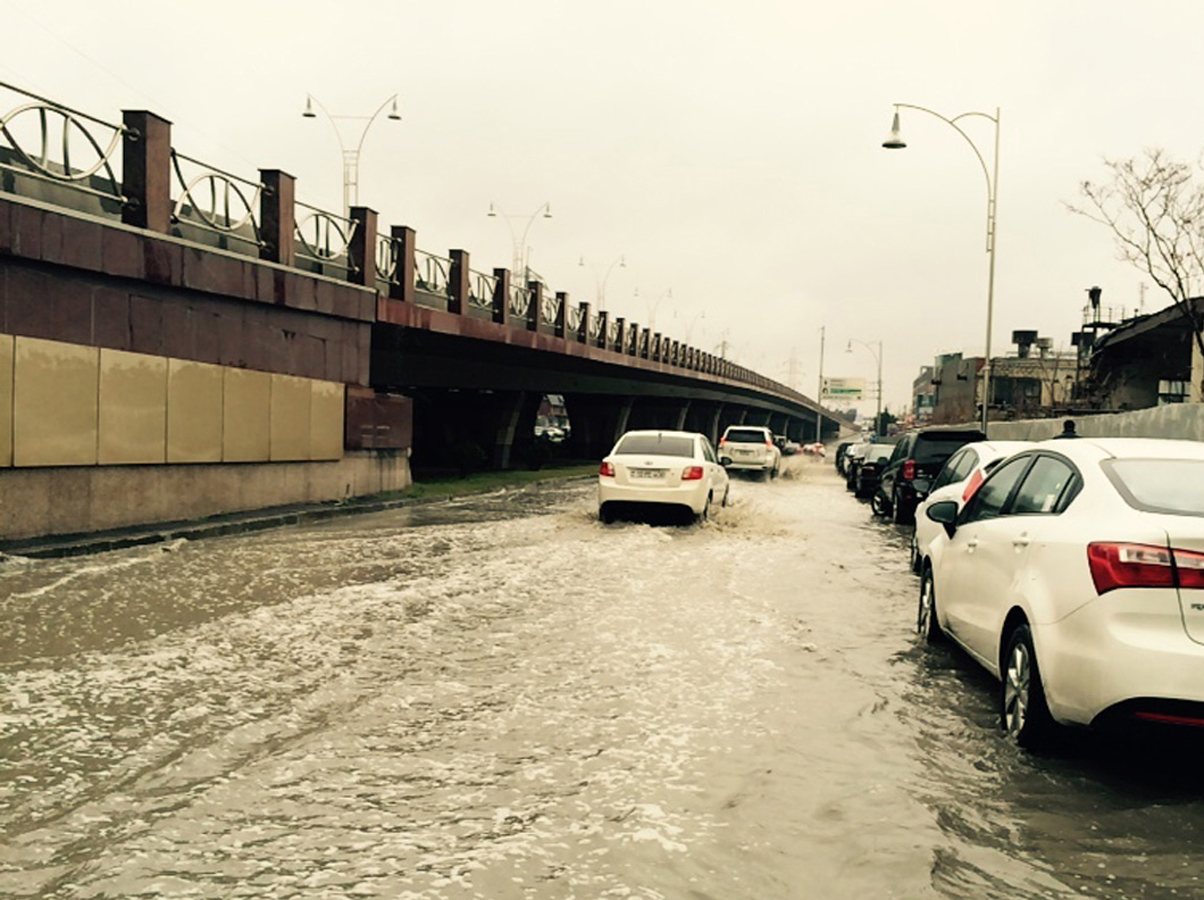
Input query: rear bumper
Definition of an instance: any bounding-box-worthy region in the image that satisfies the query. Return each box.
[598,479,710,513]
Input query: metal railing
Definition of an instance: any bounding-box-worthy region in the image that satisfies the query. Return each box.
[170,151,263,251]
[294,200,358,274]
[508,283,532,319]
[468,269,496,310]
[0,79,126,212]
[376,233,400,285]
[540,292,562,328]
[414,249,450,297]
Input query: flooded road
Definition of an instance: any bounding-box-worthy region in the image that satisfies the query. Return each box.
[3,460,1203,899]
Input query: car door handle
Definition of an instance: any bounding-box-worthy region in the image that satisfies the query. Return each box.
[1013,534,1030,548]
[966,538,979,551]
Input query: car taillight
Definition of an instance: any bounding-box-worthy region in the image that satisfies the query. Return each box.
[902,460,916,481]
[599,461,615,477]
[1086,542,1204,593]
[718,438,727,448]
[682,465,704,481]
[962,469,985,502]
[765,440,774,449]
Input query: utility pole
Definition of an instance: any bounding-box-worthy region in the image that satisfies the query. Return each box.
[815,326,825,443]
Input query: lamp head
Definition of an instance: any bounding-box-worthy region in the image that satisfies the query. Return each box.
[387,96,401,121]
[543,203,552,218]
[487,202,497,217]
[302,96,317,119]
[882,110,906,149]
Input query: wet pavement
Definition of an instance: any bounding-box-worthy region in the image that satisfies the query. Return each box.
[2,459,1203,899]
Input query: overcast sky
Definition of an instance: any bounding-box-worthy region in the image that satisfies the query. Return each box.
[1,1,1197,415]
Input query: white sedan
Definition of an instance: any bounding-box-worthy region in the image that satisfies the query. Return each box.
[910,440,1034,574]
[919,438,1204,747]
[598,430,730,524]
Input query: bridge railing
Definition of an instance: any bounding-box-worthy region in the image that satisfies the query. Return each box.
[0,79,826,413]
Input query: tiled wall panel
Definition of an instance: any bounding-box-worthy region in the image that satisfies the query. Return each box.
[167,359,224,463]
[13,336,98,466]
[222,368,271,462]
[269,374,312,462]
[0,334,12,467]
[310,381,345,461]
[99,349,168,464]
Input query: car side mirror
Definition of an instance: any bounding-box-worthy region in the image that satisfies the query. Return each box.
[876,456,888,465]
[926,500,959,538]
[719,456,731,467]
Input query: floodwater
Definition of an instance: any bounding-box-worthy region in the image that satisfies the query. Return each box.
[2,460,1203,899]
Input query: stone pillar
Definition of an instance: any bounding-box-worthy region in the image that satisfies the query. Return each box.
[555,291,568,338]
[577,302,591,343]
[389,225,416,303]
[527,281,542,331]
[259,169,296,266]
[122,110,172,233]
[492,267,509,324]
[348,206,377,287]
[449,249,470,315]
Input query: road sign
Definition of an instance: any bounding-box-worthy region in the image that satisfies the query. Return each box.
[822,377,865,400]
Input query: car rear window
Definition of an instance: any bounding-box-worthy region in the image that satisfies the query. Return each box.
[614,434,696,457]
[724,429,769,444]
[914,434,982,464]
[1103,459,1204,515]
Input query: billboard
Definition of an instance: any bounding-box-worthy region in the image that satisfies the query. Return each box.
[822,377,865,400]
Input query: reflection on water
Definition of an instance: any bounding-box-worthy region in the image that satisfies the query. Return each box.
[2,461,1204,899]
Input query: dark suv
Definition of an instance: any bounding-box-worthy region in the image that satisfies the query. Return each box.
[874,427,986,524]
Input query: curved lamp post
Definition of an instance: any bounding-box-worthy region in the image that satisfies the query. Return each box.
[847,338,884,435]
[579,254,626,311]
[303,93,401,219]
[487,201,552,284]
[882,103,1000,435]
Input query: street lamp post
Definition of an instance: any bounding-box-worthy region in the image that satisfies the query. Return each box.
[579,254,626,311]
[303,93,401,220]
[882,102,1000,436]
[487,202,552,284]
[816,325,825,443]
[847,338,884,435]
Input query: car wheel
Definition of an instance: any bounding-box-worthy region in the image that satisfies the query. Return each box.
[721,485,730,507]
[1002,624,1055,749]
[909,535,921,575]
[892,489,910,525]
[917,569,944,644]
[698,492,713,524]
[870,492,890,517]
[599,505,614,524]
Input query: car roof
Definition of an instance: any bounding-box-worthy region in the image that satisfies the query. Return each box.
[617,429,701,440]
[1035,437,1204,462]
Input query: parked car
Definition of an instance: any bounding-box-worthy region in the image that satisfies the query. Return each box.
[853,442,897,499]
[598,429,730,524]
[845,435,894,491]
[874,426,986,523]
[910,440,1034,573]
[919,438,1204,747]
[834,441,855,476]
[717,425,781,479]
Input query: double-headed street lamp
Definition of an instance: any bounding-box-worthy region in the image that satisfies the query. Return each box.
[579,254,626,311]
[303,93,401,219]
[882,103,1000,435]
[487,202,552,285]
[846,338,884,435]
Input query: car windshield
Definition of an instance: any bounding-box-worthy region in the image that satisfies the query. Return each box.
[1103,459,1204,515]
[614,434,695,457]
[724,429,768,444]
[914,434,980,464]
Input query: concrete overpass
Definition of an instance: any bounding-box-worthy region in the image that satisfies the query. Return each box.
[0,80,838,543]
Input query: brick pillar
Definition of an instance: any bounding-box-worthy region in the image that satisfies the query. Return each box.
[122,110,172,233]
[390,225,416,303]
[449,249,469,315]
[492,268,509,324]
[259,169,296,266]
[555,292,568,338]
[348,206,377,287]
[527,281,542,331]
[577,302,591,343]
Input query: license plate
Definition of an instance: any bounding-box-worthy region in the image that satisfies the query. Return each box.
[630,468,666,479]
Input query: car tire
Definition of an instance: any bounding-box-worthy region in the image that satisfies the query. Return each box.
[917,569,945,644]
[721,486,730,507]
[698,492,713,524]
[909,535,922,575]
[1002,624,1055,749]
[870,492,890,517]
[599,505,614,524]
[892,489,910,525]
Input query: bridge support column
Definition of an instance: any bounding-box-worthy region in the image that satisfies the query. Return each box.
[674,401,690,431]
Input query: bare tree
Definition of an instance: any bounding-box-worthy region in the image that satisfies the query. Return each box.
[1067,148,1204,396]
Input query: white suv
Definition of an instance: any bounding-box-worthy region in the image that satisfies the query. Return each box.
[718,425,781,479]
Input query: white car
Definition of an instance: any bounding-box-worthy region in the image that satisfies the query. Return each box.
[598,430,730,524]
[717,425,781,479]
[919,438,1204,747]
[910,440,1034,573]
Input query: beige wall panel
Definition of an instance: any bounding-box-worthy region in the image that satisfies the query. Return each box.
[13,337,99,467]
[0,334,13,467]
[222,368,271,462]
[310,380,345,461]
[168,359,224,463]
[99,349,168,465]
[270,374,312,462]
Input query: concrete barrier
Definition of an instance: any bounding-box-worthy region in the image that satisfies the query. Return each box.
[988,405,1204,442]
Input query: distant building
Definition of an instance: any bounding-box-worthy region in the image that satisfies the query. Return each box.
[1085,297,1204,409]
